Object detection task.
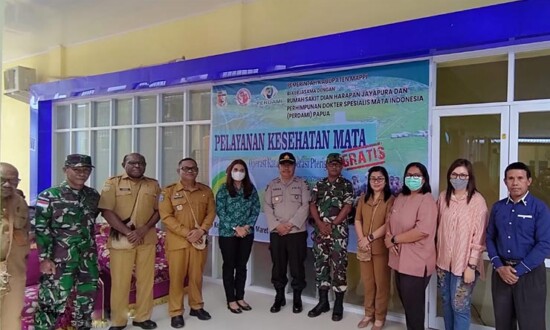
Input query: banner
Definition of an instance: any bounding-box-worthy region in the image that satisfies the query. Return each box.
[210,61,429,252]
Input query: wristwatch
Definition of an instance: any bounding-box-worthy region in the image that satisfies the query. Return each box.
[467,264,477,270]
[368,234,375,242]
[391,235,397,245]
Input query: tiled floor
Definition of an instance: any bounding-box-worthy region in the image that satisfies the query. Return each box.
[96,280,409,330]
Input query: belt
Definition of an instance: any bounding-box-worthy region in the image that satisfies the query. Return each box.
[501,258,520,266]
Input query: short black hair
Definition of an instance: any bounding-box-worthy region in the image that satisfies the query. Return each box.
[178,157,197,167]
[504,162,531,179]
[401,162,432,195]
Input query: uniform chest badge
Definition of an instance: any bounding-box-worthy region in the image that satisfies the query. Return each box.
[176,205,183,211]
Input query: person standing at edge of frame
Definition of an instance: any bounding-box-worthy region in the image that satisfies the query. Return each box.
[216,159,260,314]
[159,157,215,329]
[34,154,100,330]
[264,152,310,314]
[308,153,353,322]
[0,162,30,330]
[486,161,550,330]
[99,153,161,330]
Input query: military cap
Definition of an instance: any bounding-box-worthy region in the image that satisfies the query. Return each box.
[326,153,343,164]
[278,152,296,164]
[65,154,94,168]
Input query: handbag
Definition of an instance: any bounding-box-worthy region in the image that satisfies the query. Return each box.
[182,191,207,250]
[109,183,142,250]
[356,200,379,262]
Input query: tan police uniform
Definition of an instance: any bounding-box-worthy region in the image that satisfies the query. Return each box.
[159,182,215,317]
[1,194,30,330]
[98,174,160,327]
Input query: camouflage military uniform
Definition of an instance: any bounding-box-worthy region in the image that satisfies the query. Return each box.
[34,181,100,330]
[311,176,353,292]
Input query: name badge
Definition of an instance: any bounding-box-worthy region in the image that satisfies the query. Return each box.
[119,187,131,191]
[518,214,532,219]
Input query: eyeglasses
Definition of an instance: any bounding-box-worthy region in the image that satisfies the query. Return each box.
[369,176,385,183]
[327,163,342,168]
[1,177,21,186]
[405,174,422,179]
[450,173,469,180]
[127,161,146,167]
[180,166,199,173]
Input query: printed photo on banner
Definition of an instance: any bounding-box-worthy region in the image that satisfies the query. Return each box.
[210,60,429,252]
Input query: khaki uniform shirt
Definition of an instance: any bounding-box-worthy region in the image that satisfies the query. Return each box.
[264,176,311,233]
[355,194,395,254]
[159,182,215,251]
[0,195,29,261]
[98,174,161,246]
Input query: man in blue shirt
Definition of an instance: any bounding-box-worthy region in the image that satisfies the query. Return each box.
[486,162,550,330]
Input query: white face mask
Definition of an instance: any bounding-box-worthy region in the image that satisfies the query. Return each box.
[231,171,246,181]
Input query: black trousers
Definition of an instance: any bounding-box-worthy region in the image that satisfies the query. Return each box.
[395,270,431,330]
[269,231,307,291]
[219,235,254,302]
[492,264,547,330]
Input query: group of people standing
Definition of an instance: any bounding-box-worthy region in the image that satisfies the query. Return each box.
[0,150,549,330]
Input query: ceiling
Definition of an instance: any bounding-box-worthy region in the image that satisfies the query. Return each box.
[2,0,243,62]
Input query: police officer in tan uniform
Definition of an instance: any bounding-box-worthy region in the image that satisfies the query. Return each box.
[98,153,161,330]
[264,152,310,314]
[0,162,30,330]
[159,157,215,329]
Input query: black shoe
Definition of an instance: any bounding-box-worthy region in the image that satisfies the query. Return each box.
[236,301,252,311]
[270,288,286,313]
[292,289,303,313]
[332,291,345,321]
[308,289,330,318]
[190,308,212,320]
[170,316,185,329]
[133,320,158,329]
[227,303,242,314]
[108,327,126,330]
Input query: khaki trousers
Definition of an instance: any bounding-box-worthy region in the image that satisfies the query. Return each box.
[167,247,207,317]
[109,244,156,326]
[359,252,390,321]
[1,243,29,330]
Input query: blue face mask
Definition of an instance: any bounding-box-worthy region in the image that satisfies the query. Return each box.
[405,177,423,191]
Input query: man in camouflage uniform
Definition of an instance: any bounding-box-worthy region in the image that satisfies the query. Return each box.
[308,153,353,322]
[34,154,100,330]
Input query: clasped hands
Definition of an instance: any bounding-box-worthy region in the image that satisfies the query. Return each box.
[126,226,148,246]
[187,228,205,243]
[496,265,518,285]
[384,232,399,256]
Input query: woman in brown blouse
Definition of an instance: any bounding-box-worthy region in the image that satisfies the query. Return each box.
[354,166,395,329]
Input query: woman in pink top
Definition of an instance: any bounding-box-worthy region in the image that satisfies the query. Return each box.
[436,159,488,330]
[384,162,437,330]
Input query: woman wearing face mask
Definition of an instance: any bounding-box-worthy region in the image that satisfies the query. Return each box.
[436,159,488,330]
[215,159,260,313]
[384,162,437,330]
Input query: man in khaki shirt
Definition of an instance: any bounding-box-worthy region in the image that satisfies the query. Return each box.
[159,157,215,329]
[98,153,161,330]
[1,162,30,330]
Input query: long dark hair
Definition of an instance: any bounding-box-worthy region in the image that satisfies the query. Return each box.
[401,162,432,195]
[225,159,255,199]
[364,166,392,202]
[445,158,477,207]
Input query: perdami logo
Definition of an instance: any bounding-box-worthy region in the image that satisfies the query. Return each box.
[261,85,278,99]
[236,88,251,106]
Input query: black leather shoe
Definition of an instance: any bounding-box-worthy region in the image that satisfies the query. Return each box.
[133,320,158,329]
[293,289,303,313]
[108,327,126,330]
[190,308,212,320]
[227,303,242,314]
[170,316,185,329]
[236,301,252,311]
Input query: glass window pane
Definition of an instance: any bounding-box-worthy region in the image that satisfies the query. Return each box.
[518,111,550,208]
[92,130,110,189]
[55,132,70,184]
[436,56,507,106]
[136,127,157,178]
[92,101,110,127]
[440,115,501,206]
[515,51,550,101]
[72,131,89,155]
[161,126,183,186]
[114,98,133,126]
[162,93,184,122]
[56,104,70,129]
[189,90,210,121]
[72,103,90,128]
[137,96,157,124]
[113,128,132,168]
[188,124,210,184]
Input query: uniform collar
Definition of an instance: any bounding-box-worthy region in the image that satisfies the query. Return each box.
[175,181,202,192]
[506,191,529,205]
